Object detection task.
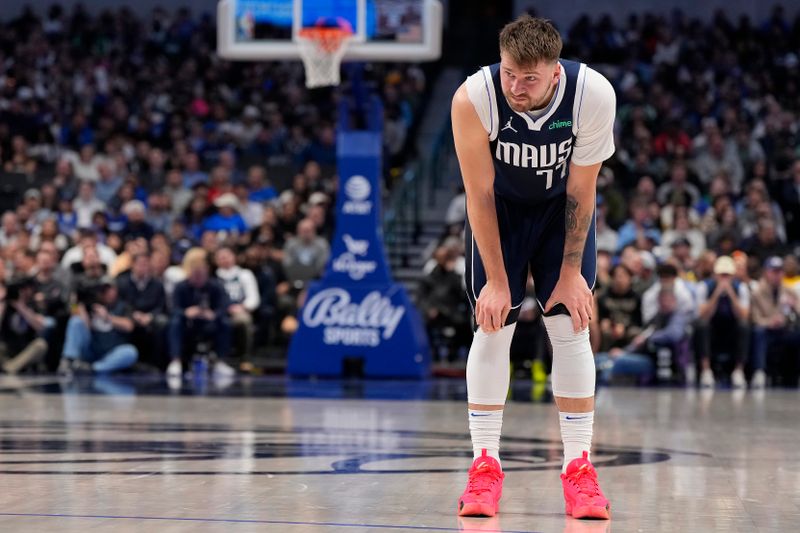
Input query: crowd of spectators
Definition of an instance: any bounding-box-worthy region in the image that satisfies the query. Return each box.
[0,4,427,378]
[429,6,800,388]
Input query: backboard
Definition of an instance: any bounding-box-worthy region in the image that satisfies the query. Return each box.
[217,0,442,62]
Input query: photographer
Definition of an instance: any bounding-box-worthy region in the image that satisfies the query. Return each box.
[0,276,53,373]
[15,247,70,372]
[58,278,138,375]
[116,252,168,370]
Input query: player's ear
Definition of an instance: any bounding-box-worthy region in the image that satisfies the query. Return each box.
[552,62,561,84]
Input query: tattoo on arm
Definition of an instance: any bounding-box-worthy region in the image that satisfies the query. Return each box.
[563,194,592,268]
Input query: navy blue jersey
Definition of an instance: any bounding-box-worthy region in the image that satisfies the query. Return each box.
[486,59,582,206]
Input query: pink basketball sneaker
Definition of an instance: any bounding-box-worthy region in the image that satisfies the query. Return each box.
[457,449,505,517]
[561,451,611,519]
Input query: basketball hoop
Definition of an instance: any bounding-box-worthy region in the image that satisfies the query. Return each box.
[297,27,352,88]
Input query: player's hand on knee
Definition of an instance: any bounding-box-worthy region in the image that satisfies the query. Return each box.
[476,280,511,333]
[544,274,593,333]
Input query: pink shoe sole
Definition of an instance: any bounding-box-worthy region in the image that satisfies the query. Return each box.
[566,502,611,520]
[458,501,498,517]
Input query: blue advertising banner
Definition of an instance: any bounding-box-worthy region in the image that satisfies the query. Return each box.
[287,114,430,378]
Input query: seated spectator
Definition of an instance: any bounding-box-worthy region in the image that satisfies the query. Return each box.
[145,191,174,234]
[66,144,104,183]
[3,135,37,176]
[596,288,691,385]
[780,159,800,242]
[750,257,800,388]
[30,217,71,253]
[595,201,618,256]
[593,265,642,353]
[282,218,330,289]
[167,248,233,378]
[740,218,788,263]
[69,246,108,290]
[616,196,661,253]
[95,161,123,205]
[116,253,168,370]
[660,207,705,259]
[182,152,208,189]
[214,246,260,369]
[233,183,264,229]
[121,200,155,242]
[61,229,117,270]
[246,165,277,202]
[691,131,744,192]
[418,245,470,362]
[641,263,696,324]
[73,180,106,228]
[58,278,138,375]
[165,169,194,216]
[695,255,750,388]
[202,193,248,235]
[0,212,20,249]
[656,162,701,208]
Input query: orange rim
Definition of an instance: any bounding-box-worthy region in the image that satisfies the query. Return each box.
[298,28,352,53]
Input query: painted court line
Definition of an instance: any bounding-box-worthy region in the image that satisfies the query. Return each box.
[0,512,541,533]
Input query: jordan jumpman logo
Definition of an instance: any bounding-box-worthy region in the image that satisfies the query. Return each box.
[501,117,517,133]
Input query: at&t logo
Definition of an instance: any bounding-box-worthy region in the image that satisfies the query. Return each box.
[343,175,373,215]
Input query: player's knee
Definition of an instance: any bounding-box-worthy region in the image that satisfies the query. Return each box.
[466,323,516,405]
[543,314,595,398]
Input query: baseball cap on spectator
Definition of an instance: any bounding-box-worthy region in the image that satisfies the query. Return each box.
[214,193,241,211]
[308,192,329,206]
[279,190,295,205]
[122,200,146,216]
[713,256,736,275]
[24,189,42,201]
[764,256,784,271]
[243,105,260,119]
[671,237,691,248]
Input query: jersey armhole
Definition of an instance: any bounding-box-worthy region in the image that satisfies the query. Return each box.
[465,67,500,141]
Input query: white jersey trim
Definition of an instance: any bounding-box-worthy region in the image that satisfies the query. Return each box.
[570,66,616,166]
[465,67,500,141]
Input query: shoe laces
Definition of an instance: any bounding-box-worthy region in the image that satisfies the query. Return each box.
[466,462,502,495]
[567,464,600,496]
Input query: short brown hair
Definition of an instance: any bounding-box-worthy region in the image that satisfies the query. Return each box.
[499,15,562,66]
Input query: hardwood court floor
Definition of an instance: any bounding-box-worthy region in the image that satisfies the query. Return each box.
[0,375,796,532]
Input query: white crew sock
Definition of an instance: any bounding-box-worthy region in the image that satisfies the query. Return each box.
[559,411,594,473]
[469,409,503,464]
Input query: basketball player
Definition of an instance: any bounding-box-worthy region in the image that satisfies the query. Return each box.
[451,16,616,519]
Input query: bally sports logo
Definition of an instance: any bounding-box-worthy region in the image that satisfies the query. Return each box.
[332,234,377,281]
[303,288,405,347]
[343,175,372,215]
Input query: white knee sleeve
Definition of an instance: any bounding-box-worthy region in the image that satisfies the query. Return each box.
[544,314,595,398]
[466,323,517,405]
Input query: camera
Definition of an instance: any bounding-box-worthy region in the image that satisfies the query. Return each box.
[5,276,35,303]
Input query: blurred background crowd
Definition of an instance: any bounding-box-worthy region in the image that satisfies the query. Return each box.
[0,3,427,378]
[0,3,799,388]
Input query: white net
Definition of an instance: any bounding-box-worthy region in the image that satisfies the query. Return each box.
[297,29,352,88]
